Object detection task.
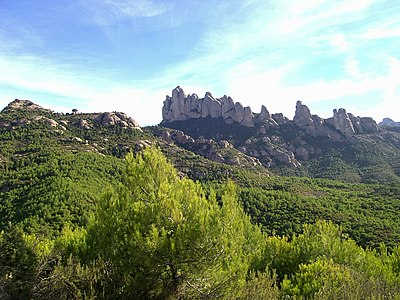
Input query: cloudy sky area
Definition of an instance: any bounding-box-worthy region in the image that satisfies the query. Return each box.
[1,0,399,125]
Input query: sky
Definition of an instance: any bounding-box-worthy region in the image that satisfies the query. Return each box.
[1,0,400,125]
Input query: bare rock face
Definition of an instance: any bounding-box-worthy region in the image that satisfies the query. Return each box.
[333,108,355,136]
[293,101,328,137]
[379,118,400,128]
[293,101,314,127]
[161,87,382,149]
[348,113,363,133]
[256,105,278,126]
[162,86,256,127]
[360,117,380,133]
[202,92,222,118]
[94,112,140,128]
[241,106,254,127]
[157,128,260,167]
[272,113,289,125]
[32,116,60,128]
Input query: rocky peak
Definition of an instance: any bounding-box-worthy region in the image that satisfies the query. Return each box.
[161,87,383,140]
[2,99,52,113]
[162,86,258,127]
[379,118,400,128]
[333,108,355,136]
[293,101,313,127]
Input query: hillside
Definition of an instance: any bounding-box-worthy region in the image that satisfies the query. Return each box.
[0,97,399,248]
[0,97,400,298]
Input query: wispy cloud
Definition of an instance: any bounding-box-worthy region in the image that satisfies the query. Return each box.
[80,0,170,25]
[154,0,399,120]
[1,0,399,124]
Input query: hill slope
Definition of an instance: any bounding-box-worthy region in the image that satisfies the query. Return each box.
[0,97,400,250]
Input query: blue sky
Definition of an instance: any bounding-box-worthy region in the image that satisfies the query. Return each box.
[1,0,400,125]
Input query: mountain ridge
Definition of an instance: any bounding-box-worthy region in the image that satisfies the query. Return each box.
[162,86,382,139]
[1,91,400,183]
[160,87,400,182]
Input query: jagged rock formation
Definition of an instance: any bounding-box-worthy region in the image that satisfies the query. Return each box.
[333,108,355,136]
[162,87,381,140]
[161,87,386,168]
[162,86,257,127]
[292,100,330,137]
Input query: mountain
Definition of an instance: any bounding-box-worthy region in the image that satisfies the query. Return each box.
[1,95,400,299]
[1,95,400,249]
[160,86,400,183]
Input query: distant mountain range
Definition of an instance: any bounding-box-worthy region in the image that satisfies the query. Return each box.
[1,88,400,184]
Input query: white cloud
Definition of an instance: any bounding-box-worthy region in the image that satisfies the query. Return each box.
[80,0,170,25]
[0,55,168,124]
[331,33,350,52]
[362,28,400,40]
[344,57,362,78]
[2,0,399,125]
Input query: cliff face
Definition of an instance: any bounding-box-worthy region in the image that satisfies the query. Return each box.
[162,86,381,139]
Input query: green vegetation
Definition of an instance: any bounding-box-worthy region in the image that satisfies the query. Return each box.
[1,105,400,298]
[1,148,399,299]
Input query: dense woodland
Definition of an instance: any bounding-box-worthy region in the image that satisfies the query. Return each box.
[1,106,400,299]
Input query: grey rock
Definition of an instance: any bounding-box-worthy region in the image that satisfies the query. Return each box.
[2,99,52,113]
[272,113,289,125]
[78,119,91,130]
[255,105,278,127]
[360,117,380,133]
[348,113,363,133]
[162,86,255,127]
[333,108,355,136]
[293,101,314,128]
[94,112,140,128]
[241,106,254,127]
[379,118,400,128]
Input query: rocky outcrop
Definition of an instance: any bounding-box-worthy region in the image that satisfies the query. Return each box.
[379,118,400,128]
[94,112,140,128]
[161,87,386,168]
[360,117,379,133]
[293,101,314,128]
[156,128,261,167]
[271,113,289,125]
[293,101,332,138]
[2,99,52,113]
[348,113,363,133]
[162,86,257,127]
[333,108,355,136]
[77,119,91,130]
[293,102,381,138]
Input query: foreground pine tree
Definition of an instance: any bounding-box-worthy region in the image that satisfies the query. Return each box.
[86,147,264,298]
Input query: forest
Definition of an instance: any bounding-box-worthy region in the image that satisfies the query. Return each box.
[1,147,400,299]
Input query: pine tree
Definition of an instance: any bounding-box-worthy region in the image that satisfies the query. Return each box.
[86,147,263,298]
